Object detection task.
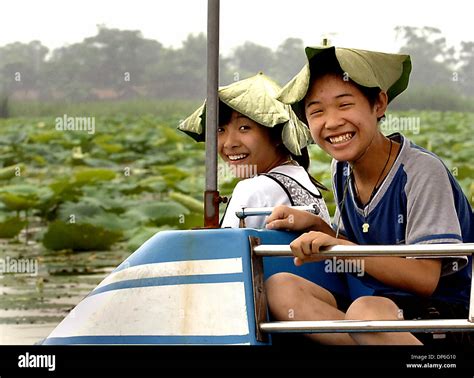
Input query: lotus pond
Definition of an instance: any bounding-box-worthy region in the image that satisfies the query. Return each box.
[0,110,472,344]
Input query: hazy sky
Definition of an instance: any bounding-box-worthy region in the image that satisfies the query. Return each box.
[1,0,472,54]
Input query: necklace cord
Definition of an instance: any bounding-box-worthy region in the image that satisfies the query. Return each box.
[353,138,393,207]
[335,138,393,238]
[335,165,352,239]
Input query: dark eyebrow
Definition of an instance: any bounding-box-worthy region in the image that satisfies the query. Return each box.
[306,93,354,109]
[306,100,320,109]
[336,93,354,99]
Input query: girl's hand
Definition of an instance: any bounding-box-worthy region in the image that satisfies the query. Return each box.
[266,205,338,237]
[290,231,342,266]
[265,205,322,232]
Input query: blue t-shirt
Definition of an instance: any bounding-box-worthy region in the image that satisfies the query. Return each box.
[331,133,473,306]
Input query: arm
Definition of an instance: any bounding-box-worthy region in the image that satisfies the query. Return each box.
[268,154,464,297]
[266,205,342,237]
[290,231,442,297]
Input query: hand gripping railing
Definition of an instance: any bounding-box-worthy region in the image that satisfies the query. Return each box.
[248,239,474,341]
[236,205,319,228]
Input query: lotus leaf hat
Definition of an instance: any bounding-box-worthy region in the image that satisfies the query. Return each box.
[178,72,312,156]
[277,46,411,113]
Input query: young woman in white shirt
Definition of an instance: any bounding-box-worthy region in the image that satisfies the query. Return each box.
[179,72,330,228]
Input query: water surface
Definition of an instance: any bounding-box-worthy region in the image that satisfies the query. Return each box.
[0,238,130,344]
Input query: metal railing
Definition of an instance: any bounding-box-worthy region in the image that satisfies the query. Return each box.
[254,243,472,258]
[250,241,474,337]
[235,205,319,220]
[236,205,319,228]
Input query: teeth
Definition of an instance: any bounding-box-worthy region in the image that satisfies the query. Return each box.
[228,154,248,161]
[329,133,353,144]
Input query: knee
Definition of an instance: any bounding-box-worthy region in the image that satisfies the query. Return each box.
[265,273,305,309]
[265,273,301,299]
[345,296,400,321]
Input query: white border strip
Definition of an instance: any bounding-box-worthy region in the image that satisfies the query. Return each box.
[49,282,250,337]
[96,258,244,289]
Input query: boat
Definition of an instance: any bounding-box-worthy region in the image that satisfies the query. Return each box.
[42,225,474,345]
[43,227,348,345]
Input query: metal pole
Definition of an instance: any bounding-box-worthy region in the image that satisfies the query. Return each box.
[204,0,220,228]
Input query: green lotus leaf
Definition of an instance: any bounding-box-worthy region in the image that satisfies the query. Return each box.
[42,221,122,251]
[179,212,203,229]
[57,201,105,221]
[218,177,240,197]
[93,135,114,143]
[159,126,186,144]
[154,165,189,186]
[49,178,83,202]
[124,201,189,226]
[32,155,47,166]
[137,176,167,192]
[140,153,173,166]
[455,164,474,180]
[86,212,132,232]
[30,130,65,143]
[81,157,118,168]
[0,184,39,196]
[0,185,54,211]
[116,182,149,195]
[0,217,27,238]
[74,168,116,185]
[0,164,25,180]
[125,226,169,251]
[95,142,124,154]
[168,192,203,213]
[1,131,28,146]
[81,195,130,214]
[173,174,205,194]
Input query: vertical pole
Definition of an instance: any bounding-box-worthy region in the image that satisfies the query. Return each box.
[469,259,474,322]
[204,0,220,228]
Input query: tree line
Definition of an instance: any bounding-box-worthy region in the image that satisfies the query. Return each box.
[0,25,472,111]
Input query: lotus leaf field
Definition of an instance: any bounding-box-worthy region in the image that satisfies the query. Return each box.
[0,109,472,343]
[0,110,472,253]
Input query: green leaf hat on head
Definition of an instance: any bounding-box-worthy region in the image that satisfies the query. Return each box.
[178,72,312,156]
[277,46,412,109]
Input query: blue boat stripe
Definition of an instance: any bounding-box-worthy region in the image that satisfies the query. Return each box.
[412,234,463,244]
[88,273,244,297]
[43,334,250,345]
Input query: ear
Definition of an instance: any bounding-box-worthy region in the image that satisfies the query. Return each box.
[375,91,388,118]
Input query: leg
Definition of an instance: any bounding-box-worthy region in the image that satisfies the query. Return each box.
[265,272,357,345]
[345,296,422,345]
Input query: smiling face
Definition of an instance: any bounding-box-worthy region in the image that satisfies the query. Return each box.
[217,111,286,178]
[304,74,387,163]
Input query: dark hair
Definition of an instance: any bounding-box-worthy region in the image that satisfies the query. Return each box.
[303,51,383,121]
[218,101,234,127]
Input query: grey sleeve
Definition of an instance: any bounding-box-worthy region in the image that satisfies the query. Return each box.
[404,153,467,276]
